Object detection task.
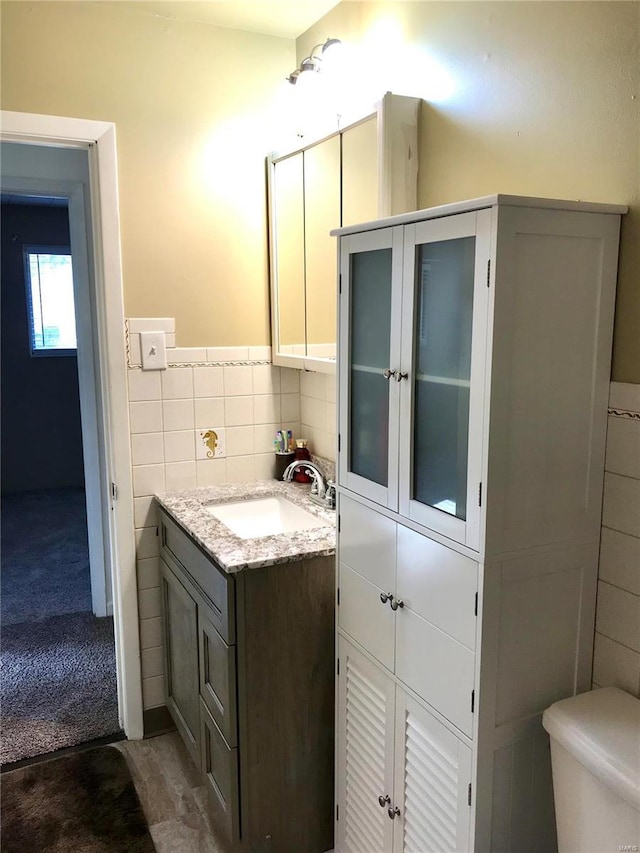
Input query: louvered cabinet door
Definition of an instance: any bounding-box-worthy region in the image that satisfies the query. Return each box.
[393,690,472,853]
[337,636,395,853]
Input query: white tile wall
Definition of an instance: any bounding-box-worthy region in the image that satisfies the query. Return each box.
[129,354,639,709]
[593,382,640,697]
[129,401,163,434]
[299,369,337,462]
[127,332,300,710]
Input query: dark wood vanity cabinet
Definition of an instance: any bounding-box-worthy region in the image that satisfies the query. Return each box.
[158,507,335,853]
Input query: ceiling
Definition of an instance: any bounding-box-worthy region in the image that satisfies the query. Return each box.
[105,1,341,39]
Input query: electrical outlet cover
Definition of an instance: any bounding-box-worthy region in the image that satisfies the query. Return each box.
[197,428,226,460]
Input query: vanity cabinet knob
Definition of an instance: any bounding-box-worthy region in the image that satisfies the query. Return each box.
[394,371,409,382]
[383,368,396,380]
[380,592,393,605]
[378,794,391,807]
[388,806,401,820]
[390,597,404,611]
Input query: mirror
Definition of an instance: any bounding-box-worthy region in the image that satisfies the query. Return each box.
[272,151,306,355]
[268,95,420,371]
[268,131,344,373]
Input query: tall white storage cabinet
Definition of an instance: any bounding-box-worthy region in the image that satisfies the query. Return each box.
[333,195,626,852]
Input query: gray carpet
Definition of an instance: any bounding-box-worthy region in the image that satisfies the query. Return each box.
[1,489,120,765]
[1,488,92,624]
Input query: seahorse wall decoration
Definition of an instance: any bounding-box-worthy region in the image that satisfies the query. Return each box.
[201,430,218,458]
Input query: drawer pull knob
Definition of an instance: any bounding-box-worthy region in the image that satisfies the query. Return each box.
[388,806,401,820]
[380,592,392,605]
[390,596,404,611]
[378,794,391,807]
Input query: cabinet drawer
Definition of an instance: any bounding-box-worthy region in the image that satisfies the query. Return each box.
[339,495,396,591]
[396,608,475,738]
[200,699,240,847]
[199,605,237,748]
[397,525,478,651]
[159,508,235,644]
[339,561,395,672]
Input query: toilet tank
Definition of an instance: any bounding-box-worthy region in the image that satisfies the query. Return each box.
[542,687,640,853]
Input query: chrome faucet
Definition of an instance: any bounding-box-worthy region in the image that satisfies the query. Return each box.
[282,460,336,510]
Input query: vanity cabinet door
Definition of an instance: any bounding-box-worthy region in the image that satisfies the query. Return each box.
[161,559,201,770]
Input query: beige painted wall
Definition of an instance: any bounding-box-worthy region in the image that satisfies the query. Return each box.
[1,1,295,346]
[298,1,640,383]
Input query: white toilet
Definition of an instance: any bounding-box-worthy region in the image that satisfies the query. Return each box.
[542,687,640,853]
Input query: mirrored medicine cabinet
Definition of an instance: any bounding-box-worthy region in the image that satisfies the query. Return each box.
[267,92,421,373]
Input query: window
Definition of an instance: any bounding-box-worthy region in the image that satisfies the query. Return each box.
[24,247,77,355]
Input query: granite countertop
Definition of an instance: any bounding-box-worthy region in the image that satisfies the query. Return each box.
[155,479,336,574]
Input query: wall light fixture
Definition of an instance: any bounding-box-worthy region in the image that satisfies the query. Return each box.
[286,38,342,85]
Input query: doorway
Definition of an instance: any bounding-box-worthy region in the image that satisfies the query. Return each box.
[0,111,144,743]
[0,195,120,765]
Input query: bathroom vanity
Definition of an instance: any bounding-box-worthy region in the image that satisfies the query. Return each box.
[155,481,336,853]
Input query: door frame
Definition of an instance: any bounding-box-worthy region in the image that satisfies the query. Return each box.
[1,110,143,739]
[4,175,110,619]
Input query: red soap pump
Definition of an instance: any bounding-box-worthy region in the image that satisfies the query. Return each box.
[294,439,312,483]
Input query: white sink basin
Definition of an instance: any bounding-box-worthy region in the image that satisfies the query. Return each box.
[205,496,327,539]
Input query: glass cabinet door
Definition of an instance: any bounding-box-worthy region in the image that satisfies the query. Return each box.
[399,211,491,548]
[339,226,404,509]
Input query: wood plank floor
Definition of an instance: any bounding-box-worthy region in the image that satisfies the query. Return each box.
[114,732,231,853]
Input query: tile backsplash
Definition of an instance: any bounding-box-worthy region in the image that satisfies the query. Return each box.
[299,370,337,463]
[593,382,640,697]
[127,319,302,710]
[129,320,638,711]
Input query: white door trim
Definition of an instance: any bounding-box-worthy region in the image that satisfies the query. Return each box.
[1,110,143,739]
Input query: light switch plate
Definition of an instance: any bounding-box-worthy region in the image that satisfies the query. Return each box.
[140,331,167,370]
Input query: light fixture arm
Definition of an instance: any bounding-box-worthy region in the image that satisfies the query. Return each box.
[286,38,342,85]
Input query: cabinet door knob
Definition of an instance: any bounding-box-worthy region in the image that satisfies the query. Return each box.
[379,591,392,605]
[378,794,391,807]
[394,371,409,382]
[388,806,401,820]
[383,368,396,380]
[390,596,404,611]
